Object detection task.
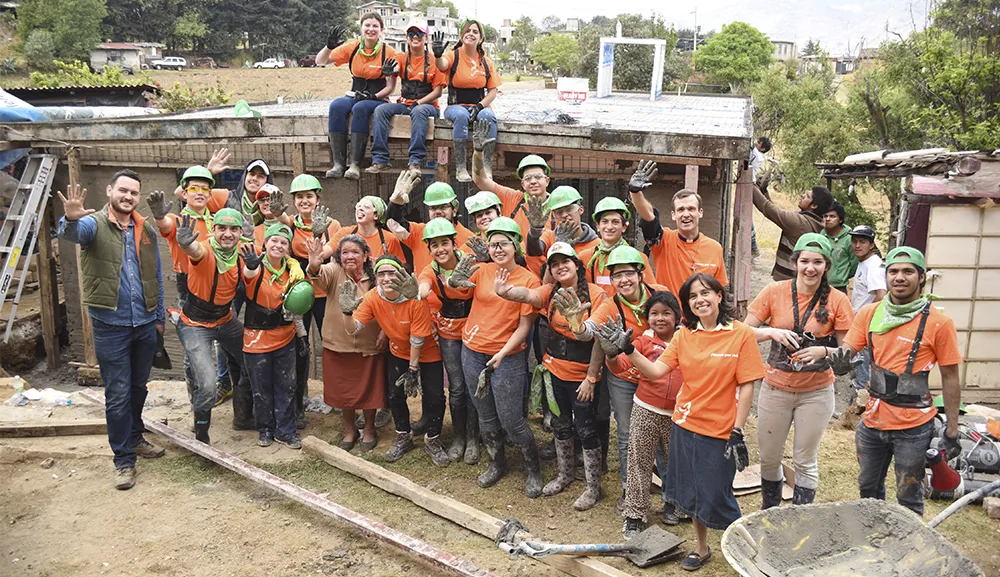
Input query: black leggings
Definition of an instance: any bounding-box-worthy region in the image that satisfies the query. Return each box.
[386,354,446,437]
[550,374,601,450]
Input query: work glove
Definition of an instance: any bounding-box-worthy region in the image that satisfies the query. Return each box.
[146,190,173,220]
[468,102,485,124]
[312,205,331,239]
[464,236,491,263]
[474,365,494,398]
[472,119,494,152]
[524,193,549,229]
[430,31,447,58]
[175,214,201,248]
[266,187,288,217]
[552,287,590,334]
[396,367,420,398]
[338,280,363,314]
[447,254,480,289]
[594,317,634,357]
[628,159,657,193]
[942,431,963,462]
[724,427,750,472]
[239,245,262,270]
[553,220,581,245]
[354,90,375,102]
[326,25,347,50]
[297,335,310,358]
[388,269,419,300]
[828,347,855,376]
[382,59,399,77]
[390,170,421,205]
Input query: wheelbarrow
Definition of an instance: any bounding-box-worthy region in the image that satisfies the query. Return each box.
[720,498,986,577]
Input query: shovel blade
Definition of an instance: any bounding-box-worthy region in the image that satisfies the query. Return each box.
[624,525,686,568]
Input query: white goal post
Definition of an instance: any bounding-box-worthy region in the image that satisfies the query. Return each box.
[596,36,667,102]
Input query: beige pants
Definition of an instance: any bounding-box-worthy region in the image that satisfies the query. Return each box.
[756,382,835,490]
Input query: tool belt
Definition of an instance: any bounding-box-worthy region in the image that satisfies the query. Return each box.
[402,80,433,102]
[767,332,838,373]
[867,304,933,408]
[439,297,472,319]
[181,263,235,324]
[351,76,387,95]
[449,87,485,105]
[545,335,592,364]
[242,271,291,331]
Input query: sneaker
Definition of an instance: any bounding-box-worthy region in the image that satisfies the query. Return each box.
[374,408,392,429]
[385,432,414,462]
[213,380,233,407]
[276,436,302,450]
[131,439,165,459]
[622,517,644,540]
[258,431,274,447]
[662,503,681,526]
[424,436,452,467]
[115,466,136,490]
[365,163,392,174]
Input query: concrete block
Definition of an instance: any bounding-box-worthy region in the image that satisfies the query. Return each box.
[982,205,1000,232]
[972,301,1000,330]
[930,205,982,235]
[936,300,972,330]
[976,269,1000,298]
[967,332,1000,362]
[983,497,1000,520]
[979,237,1000,267]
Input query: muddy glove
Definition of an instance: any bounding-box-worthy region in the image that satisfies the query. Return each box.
[472,119,494,152]
[388,268,419,300]
[267,188,289,217]
[552,287,590,334]
[594,317,634,357]
[431,31,446,58]
[468,102,485,123]
[390,169,421,205]
[382,58,399,77]
[297,335,310,358]
[828,347,855,376]
[628,159,657,193]
[175,214,201,248]
[524,193,549,229]
[724,427,750,472]
[327,25,347,50]
[395,367,420,398]
[338,280,363,314]
[553,220,581,245]
[447,254,480,289]
[464,236,491,263]
[474,365,494,398]
[312,205,331,239]
[146,190,173,220]
[354,90,375,102]
[942,431,963,462]
[240,245,262,270]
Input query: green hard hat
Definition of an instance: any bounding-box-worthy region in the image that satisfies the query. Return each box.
[516,154,551,179]
[283,280,316,315]
[422,217,457,242]
[465,191,502,214]
[592,197,631,222]
[486,216,523,244]
[886,246,926,271]
[606,245,645,270]
[180,165,215,188]
[290,173,322,195]
[793,233,833,260]
[547,186,582,211]
[213,208,243,228]
[933,394,966,415]
[424,182,459,208]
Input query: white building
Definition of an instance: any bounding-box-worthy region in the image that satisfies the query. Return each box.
[383,7,460,52]
[89,43,142,73]
[771,40,797,61]
[357,0,402,23]
[565,18,580,33]
[498,19,515,49]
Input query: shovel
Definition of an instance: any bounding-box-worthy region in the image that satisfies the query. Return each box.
[500,525,686,568]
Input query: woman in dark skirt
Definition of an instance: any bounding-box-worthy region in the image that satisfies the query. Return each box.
[595,273,765,571]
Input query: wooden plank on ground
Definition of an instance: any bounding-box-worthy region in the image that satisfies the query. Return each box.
[67,148,97,367]
[301,436,635,577]
[0,419,106,438]
[37,201,60,368]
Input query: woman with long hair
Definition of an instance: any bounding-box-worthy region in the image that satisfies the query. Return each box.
[745,233,854,507]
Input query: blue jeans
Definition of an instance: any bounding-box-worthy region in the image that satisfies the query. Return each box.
[371,102,439,166]
[606,372,638,488]
[440,337,471,415]
[328,96,387,134]
[461,346,533,445]
[176,317,246,414]
[245,340,297,440]
[444,104,497,140]
[856,419,934,515]
[92,319,158,469]
[853,348,870,390]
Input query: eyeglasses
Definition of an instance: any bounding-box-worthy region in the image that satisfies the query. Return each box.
[489,241,514,250]
[185,185,211,194]
[610,270,639,281]
[407,31,425,38]
[521,174,546,183]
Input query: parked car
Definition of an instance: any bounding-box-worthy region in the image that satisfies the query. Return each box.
[254,58,286,69]
[150,56,187,70]
[298,55,316,68]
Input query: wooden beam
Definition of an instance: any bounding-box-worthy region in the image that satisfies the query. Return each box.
[291,143,306,175]
[0,419,106,438]
[77,390,497,577]
[36,202,60,369]
[731,165,754,309]
[67,148,96,368]
[473,144,714,167]
[301,436,635,577]
[684,165,699,192]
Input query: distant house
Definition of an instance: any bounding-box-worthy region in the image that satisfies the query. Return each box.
[835,58,856,75]
[132,42,165,68]
[499,19,514,48]
[89,43,141,73]
[383,8,460,52]
[357,0,401,22]
[771,40,796,61]
[565,18,580,33]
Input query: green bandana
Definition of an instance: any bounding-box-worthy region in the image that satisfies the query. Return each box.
[530,365,561,417]
[432,251,463,279]
[587,238,626,272]
[869,296,930,334]
[374,255,404,273]
[617,285,649,329]
[357,39,383,58]
[293,214,312,232]
[181,205,213,229]
[209,238,239,274]
[262,257,287,286]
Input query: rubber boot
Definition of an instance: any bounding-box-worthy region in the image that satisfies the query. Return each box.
[792,485,816,505]
[464,410,480,465]
[344,135,367,180]
[194,410,211,445]
[519,440,544,499]
[295,338,308,430]
[447,403,467,461]
[477,430,506,488]
[761,479,783,510]
[411,414,430,437]
[542,437,575,496]
[481,139,495,181]
[453,140,472,182]
[573,447,606,511]
[325,132,347,178]
[539,437,556,460]
[231,376,255,431]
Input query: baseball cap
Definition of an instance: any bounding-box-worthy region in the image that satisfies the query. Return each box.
[407,20,429,34]
[246,159,270,176]
[256,183,279,201]
[546,241,577,261]
[848,225,876,241]
[885,246,926,271]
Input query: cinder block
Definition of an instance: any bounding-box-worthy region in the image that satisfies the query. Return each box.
[972,301,1000,330]
[936,300,972,330]
[979,237,1000,267]
[967,332,1000,362]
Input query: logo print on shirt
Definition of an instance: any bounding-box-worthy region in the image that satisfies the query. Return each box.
[674,401,692,425]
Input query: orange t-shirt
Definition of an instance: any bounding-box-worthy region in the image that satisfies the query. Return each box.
[179,245,239,328]
[608,330,684,412]
[326,225,407,265]
[241,265,296,353]
[331,39,397,80]
[161,213,212,274]
[536,282,606,382]
[658,321,766,439]
[206,189,231,213]
[462,263,540,355]
[291,218,342,298]
[589,283,669,382]
[748,280,854,392]
[649,228,728,298]
[494,184,533,242]
[402,221,475,279]
[418,261,473,341]
[844,303,963,431]
[441,49,501,93]
[577,244,656,296]
[353,289,441,363]
[527,229,600,279]
[392,50,447,106]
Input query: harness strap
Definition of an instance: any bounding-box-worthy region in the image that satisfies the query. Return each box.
[867,303,932,375]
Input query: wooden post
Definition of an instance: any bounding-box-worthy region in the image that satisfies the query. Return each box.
[436,146,449,183]
[67,148,97,367]
[37,201,60,369]
[292,143,306,175]
[684,164,699,192]
[731,165,754,318]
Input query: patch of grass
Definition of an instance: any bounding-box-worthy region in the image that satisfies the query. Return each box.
[143,452,241,486]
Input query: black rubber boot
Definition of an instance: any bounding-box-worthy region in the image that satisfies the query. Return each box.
[761,479,784,510]
[446,403,466,461]
[464,410,480,465]
[539,437,557,460]
[481,139,495,181]
[325,132,347,178]
[453,140,471,182]
[477,431,506,488]
[344,135,367,180]
[231,375,255,431]
[194,410,211,445]
[792,485,816,505]
[519,440,544,499]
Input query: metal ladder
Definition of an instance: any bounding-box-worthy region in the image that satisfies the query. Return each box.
[0,154,57,342]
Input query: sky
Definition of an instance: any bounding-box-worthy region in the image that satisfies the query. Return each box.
[453,0,933,56]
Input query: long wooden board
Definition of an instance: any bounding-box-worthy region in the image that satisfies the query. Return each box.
[0,419,106,438]
[301,436,635,577]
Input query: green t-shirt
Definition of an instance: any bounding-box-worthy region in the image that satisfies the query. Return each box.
[822,226,858,288]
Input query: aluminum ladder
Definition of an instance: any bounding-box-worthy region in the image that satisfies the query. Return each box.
[0,154,57,342]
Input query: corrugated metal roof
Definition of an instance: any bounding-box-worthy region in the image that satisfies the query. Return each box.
[5,84,157,93]
[95,42,140,50]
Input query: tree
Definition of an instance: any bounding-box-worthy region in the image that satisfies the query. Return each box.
[531,33,577,77]
[574,13,683,91]
[693,21,772,92]
[541,15,563,31]
[414,0,459,19]
[480,23,498,43]
[18,0,107,60]
[172,10,208,51]
[508,16,539,70]
[102,0,180,44]
[800,38,821,57]
[23,29,55,71]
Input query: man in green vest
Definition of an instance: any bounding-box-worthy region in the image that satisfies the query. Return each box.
[57,169,166,491]
[821,201,858,294]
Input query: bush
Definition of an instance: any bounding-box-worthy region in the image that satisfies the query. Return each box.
[28,59,153,87]
[0,57,17,75]
[23,29,55,71]
[146,80,231,112]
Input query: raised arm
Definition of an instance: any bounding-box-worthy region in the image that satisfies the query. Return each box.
[316,25,347,66]
[627,160,658,223]
[471,120,497,192]
[493,268,543,308]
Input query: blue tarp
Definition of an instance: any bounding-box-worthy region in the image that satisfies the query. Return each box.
[0,106,45,170]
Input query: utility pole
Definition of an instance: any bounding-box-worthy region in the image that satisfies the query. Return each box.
[691,8,698,51]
